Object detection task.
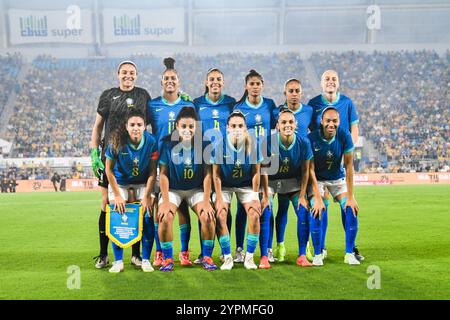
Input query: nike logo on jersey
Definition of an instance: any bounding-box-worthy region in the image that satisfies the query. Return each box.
[155,108,164,112]
[121,153,129,155]
[199,107,208,111]
[113,95,121,100]
[314,148,321,152]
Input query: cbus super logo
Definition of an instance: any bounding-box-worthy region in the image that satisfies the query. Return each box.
[112,13,176,37]
[18,6,83,38]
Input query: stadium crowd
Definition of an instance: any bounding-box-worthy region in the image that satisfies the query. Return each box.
[0,51,448,173]
[0,52,23,115]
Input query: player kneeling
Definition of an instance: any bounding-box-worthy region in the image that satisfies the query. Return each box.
[212,110,266,270]
[105,109,158,273]
[158,107,216,272]
[308,107,360,266]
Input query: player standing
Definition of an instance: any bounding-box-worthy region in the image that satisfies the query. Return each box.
[105,109,158,273]
[270,78,314,262]
[193,68,235,264]
[232,70,277,264]
[307,70,363,261]
[147,58,196,267]
[90,61,151,269]
[307,107,360,266]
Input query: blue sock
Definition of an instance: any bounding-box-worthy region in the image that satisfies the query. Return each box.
[112,242,123,261]
[259,205,272,257]
[226,210,232,236]
[293,200,309,256]
[339,197,348,229]
[142,213,155,260]
[219,234,231,255]
[247,233,259,254]
[268,213,274,249]
[309,211,323,255]
[179,223,191,252]
[276,194,290,244]
[198,220,203,256]
[235,202,247,249]
[154,223,161,251]
[345,207,358,254]
[321,199,329,251]
[161,241,173,260]
[202,240,215,258]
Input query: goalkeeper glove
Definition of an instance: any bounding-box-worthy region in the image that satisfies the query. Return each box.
[179,91,193,102]
[90,148,104,179]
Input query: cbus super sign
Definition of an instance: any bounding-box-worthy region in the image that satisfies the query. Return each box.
[21,28,83,38]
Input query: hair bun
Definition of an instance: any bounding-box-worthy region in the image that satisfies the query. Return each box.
[163,57,175,69]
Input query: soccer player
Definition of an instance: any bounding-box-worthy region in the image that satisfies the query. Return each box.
[147,58,196,267]
[193,68,235,264]
[307,70,363,261]
[270,78,314,262]
[105,109,158,273]
[90,61,151,269]
[307,106,360,266]
[267,108,314,266]
[232,70,277,263]
[157,107,216,272]
[212,110,267,270]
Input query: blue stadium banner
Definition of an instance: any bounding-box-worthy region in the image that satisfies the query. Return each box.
[106,203,143,248]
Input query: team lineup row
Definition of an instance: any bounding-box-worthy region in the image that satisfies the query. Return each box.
[90,57,363,273]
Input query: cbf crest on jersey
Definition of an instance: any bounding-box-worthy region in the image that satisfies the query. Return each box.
[212,109,219,119]
[255,114,262,123]
[106,203,143,248]
[126,98,134,108]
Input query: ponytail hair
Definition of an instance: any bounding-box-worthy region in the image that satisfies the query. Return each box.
[236,69,264,105]
[110,108,146,154]
[204,67,224,94]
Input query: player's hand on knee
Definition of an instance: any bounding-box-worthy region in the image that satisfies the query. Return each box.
[345,196,359,217]
[200,201,215,222]
[311,197,325,219]
[249,200,262,217]
[297,196,310,211]
[214,199,227,218]
[140,196,153,217]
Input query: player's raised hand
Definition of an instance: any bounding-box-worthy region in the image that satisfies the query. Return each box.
[345,196,359,217]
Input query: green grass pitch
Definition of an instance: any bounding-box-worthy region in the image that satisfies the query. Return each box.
[0,185,449,300]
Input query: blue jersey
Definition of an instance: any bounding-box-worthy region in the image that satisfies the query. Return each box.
[194,94,235,143]
[211,136,263,188]
[147,96,195,149]
[233,97,277,143]
[158,137,207,190]
[308,93,359,133]
[273,103,314,137]
[308,127,354,181]
[105,131,158,185]
[269,133,313,181]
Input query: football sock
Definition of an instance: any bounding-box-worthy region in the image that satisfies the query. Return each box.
[112,242,123,262]
[99,210,109,256]
[259,205,271,258]
[198,220,203,256]
[161,241,173,260]
[321,199,329,251]
[345,206,359,254]
[142,213,155,261]
[235,202,247,249]
[154,223,162,252]
[179,223,191,252]
[202,240,215,258]
[247,233,259,254]
[218,234,231,256]
[276,194,290,244]
[293,196,309,256]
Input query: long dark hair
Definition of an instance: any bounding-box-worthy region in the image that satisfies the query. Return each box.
[236,69,264,105]
[110,108,146,153]
[162,57,177,77]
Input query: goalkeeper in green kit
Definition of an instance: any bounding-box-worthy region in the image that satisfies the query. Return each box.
[90,61,151,269]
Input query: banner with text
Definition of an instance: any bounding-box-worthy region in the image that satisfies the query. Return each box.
[8,9,93,44]
[102,8,185,43]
